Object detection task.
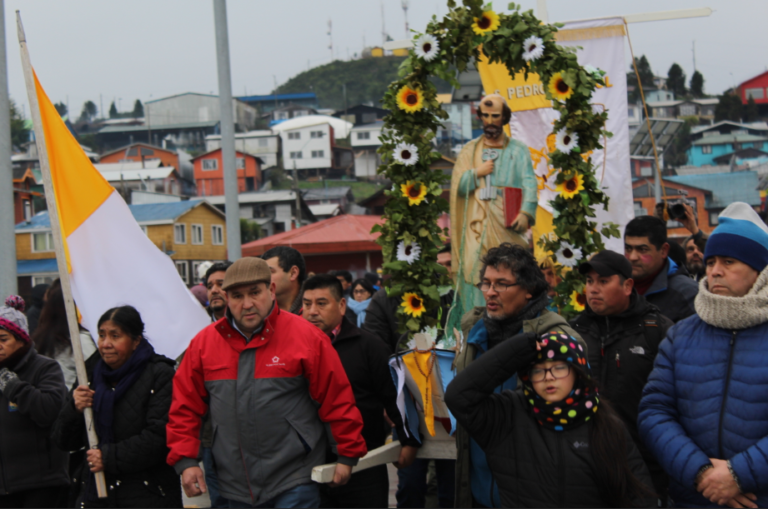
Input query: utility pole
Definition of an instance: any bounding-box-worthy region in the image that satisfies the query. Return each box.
[213,0,241,260]
[0,0,16,297]
[381,2,386,46]
[402,0,409,37]
[327,19,333,63]
[293,159,302,229]
[692,40,696,71]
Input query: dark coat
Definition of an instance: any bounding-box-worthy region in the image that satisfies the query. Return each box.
[570,292,673,497]
[446,332,655,508]
[331,317,419,452]
[0,346,69,494]
[51,351,181,508]
[641,258,699,323]
[639,315,768,507]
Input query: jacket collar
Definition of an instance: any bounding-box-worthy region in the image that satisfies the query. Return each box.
[332,316,361,345]
[645,258,674,297]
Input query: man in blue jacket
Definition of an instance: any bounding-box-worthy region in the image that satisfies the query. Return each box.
[639,202,768,508]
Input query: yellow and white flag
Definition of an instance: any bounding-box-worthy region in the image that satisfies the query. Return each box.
[34,71,210,359]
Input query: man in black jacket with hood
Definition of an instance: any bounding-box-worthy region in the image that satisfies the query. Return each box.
[569,250,673,505]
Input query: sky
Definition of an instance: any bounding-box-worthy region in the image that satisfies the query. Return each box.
[5,0,767,119]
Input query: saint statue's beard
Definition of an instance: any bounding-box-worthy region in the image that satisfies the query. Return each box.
[483,124,503,140]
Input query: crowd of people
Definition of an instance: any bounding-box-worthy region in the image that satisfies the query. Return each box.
[0,201,767,508]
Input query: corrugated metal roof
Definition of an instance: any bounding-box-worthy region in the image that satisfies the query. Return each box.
[238,93,317,103]
[98,121,219,134]
[302,187,352,201]
[691,133,768,146]
[204,190,297,205]
[667,171,761,208]
[17,258,58,275]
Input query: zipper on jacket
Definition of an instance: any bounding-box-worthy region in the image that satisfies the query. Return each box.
[557,436,566,507]
[718,331,737,458]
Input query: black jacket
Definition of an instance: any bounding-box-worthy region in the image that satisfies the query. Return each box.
[445,332,655,508]
[331,317,419,452]
[52,351,182,508]
[641,258,699,323]
[0,346,69,494]
[570,292,673,498]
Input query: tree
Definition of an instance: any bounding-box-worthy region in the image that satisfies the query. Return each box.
[626,55,654,102]
[240,218,261,243]
[54,102,67,116]
[109,101,118,118]
[715,93,743,122]
[744,96,759,123]
[664,116,698,169]
[132,99,144,118]
[10,99,29,149]
[690,71,705,98]
[667,63,686,98]
[80,100,98,121]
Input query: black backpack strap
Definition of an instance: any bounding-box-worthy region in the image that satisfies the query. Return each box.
[641,312,666,356]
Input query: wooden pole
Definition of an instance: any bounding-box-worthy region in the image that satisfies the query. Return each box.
[16,11,108,499]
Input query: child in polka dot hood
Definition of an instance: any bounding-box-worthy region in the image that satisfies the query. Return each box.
[519,331,599,432]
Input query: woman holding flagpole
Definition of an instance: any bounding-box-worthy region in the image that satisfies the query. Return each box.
[52,306,181,508]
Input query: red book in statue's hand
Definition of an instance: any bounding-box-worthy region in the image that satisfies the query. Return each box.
[503,187,523,228]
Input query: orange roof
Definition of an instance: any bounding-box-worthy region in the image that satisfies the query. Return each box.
[242,214,384,256]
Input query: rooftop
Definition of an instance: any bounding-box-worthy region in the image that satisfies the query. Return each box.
[691,133,768,146]
[99,120,219,134]
[302,186,352,201]
[351,121,385,130]
[237,92,317,103]
[308,203,343,217]
[667,171,761,208]
[203,190,298,205]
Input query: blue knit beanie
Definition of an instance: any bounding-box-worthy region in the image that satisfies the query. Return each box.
[704,202,768,272]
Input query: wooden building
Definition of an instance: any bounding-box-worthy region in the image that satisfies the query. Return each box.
[193,148,262,196]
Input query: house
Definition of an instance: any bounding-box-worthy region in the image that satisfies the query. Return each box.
[97,120,220,153]
[302,187,354,209]
[205,130,280,168]
[94,160,184,201]
[192,148,262,196]
[351,121,384,179]
[14,200,227,295]
[676,99,719,121]
[146,92,258,132]
[237,93,319,114]
[666,171,762,225]
[690,121,768,143]
[687,133,768,167]
[279,122,355,178]
[738,70,768,117]
[308,203,343,220]
[632,178,714,240]
[100,142,180,170]
[12,167,39,224]
[264,104,317,124]
[204,189,316,238]
[241,214,384,277]
[333,104,388,126]
[437,102,473,146]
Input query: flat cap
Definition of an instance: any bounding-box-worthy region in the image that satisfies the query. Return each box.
[222,257,272,291]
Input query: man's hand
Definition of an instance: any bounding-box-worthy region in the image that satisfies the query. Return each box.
[698,458,743,507]
[329,463,353,488]
[476,160,494,178]
[724,493,758,508]
[680,203,700,236]
[73,385,94,413]
[393,445,418,470]
[181,466,208,498]
[509,213,530,233]
[383,409,395,428]
[86,448,104,473]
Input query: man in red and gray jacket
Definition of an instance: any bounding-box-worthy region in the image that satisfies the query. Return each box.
[167,257,367,508]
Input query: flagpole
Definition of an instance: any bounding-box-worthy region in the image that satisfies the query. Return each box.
[15,11,107,499]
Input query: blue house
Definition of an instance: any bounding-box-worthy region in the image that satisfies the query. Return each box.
[687,133,768,167]
[667,171,762,226]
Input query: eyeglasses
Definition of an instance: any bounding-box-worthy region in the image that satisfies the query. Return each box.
[529,364,570,383]
[352,289,370,295]
[476,281,520,293]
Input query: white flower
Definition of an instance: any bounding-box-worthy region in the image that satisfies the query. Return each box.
[521,35,545,62]
[414,34,440,62]
[583,64,604,78]
[555,129,579,153]
[393,142,419,166]
[555,242,583,268]
[396,240,422,264]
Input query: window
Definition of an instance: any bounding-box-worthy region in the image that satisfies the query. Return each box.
[174,224,186,244]
[191,224,203,245]
[258,138,268,147]
[627,107,635,117]
[32,232,54,252]
[236,157,245,169]
[290,151,303,159]
[127,148,139,156]
[23,200,32,221]
[192,261,204,285]
[679,104,697,116]
[288,132,301,140]
[640,165,652,177]
[710,212,720,226]
[176,261,189,284]
[362,112,377,124]
[746,88,765,100]
[310,130,324,138]
[357,131,371,140]
[33,276,55,286]
[211,225,224,245]
[275,111,289,120]
[311,150,325,158]
[701,145,712,154]
[202,159,218,171]
[140,148,155,156]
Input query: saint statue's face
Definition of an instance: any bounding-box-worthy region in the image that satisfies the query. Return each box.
[479,97,505,140]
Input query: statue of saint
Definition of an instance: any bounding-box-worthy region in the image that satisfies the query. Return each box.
[449,94,538,307]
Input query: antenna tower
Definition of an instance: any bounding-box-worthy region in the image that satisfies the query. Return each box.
[381,2,386,46]
[327,19,333,62]
[402,0,409,37]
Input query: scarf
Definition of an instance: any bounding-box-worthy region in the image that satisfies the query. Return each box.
[519,331,599,432]
[0,342,31,370]
[92,339,154,445]
[483,291,549,350]
[347,298,371,327]
[695,265,768,330]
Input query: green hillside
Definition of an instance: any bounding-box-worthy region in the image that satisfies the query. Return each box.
[276,57,451,111]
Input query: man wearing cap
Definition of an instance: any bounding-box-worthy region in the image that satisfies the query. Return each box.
[639,202,768,508]
[570,250,673,504]
[167,257,367,508]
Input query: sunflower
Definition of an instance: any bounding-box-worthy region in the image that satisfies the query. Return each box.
[555,242,582,269]
[556,173,584,200]
[548,71,574,102]
[396,85,424,113]
[393,142,419,166]
[522,35,545,62]
[570,291,587,312]
[401,181,428,206]
[402,292,426,317]
[472,10,500,35]
[414,34,440,62]
[555,129,579,153]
